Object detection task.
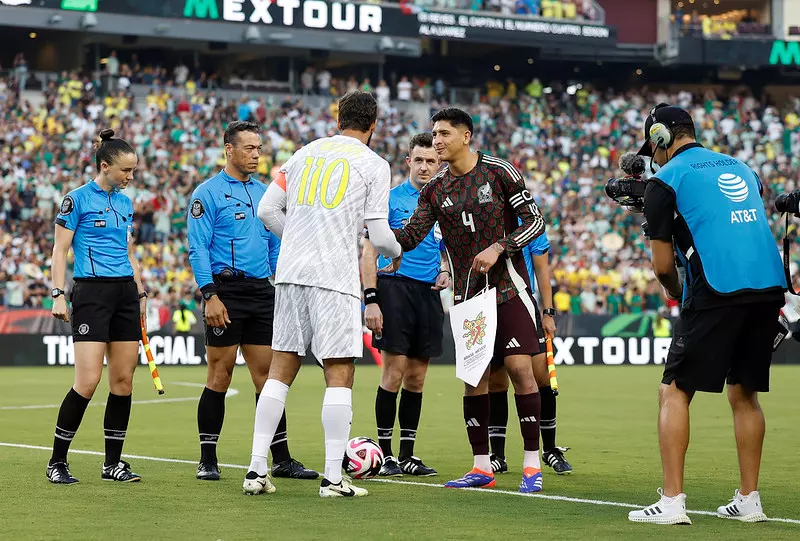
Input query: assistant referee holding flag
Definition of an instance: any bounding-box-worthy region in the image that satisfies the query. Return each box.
[628,104,786,525]
[48,129,146,484]
[188,120,317,481]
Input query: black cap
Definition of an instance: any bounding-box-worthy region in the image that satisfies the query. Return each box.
[637,103,694,157]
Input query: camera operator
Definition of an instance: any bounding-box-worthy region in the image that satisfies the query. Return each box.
[627,104,787,526]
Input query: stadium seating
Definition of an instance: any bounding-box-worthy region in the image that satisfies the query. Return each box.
[0,67,797,318]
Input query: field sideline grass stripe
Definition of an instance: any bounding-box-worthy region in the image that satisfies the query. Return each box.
[0,442,249,470]
[0,382,239,411]
[1,442,798,525]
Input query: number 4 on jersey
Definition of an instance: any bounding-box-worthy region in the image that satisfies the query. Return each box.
[462,211,476,233]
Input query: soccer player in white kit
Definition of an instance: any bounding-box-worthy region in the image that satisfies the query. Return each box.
[245,91,402,498]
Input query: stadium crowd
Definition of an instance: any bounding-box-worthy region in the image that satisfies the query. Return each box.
[1,66,799,322]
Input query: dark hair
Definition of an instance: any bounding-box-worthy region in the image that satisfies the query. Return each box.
[94,129,135,168]
[223,121,260,146]
[431,108,473,134]
[408,132,433,152]
[338,91,378,132]
[672,123,696,140]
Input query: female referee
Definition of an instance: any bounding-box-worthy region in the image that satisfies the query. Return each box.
[47,129,147,484]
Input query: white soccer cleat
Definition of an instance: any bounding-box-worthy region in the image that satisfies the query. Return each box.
[628,488,692,525]
[242,471,276,495]
[319,476,369,498]
[716,490,768,522]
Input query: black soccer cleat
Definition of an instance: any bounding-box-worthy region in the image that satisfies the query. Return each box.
[543,446,573,475]
[398,456,437,477]
[47,462,79,484]
[490,454,508,474]
[197,461,220,481]
[271,458,319,480]
[378,456,403,477]
[102,460,142,482]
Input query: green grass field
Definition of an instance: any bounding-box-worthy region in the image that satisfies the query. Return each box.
[1,364,799,540]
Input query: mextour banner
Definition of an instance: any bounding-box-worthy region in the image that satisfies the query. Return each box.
[6,0,616,47]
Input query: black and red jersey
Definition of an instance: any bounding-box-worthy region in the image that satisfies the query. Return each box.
[394,152,546,305]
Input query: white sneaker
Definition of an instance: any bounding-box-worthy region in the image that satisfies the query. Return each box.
[242,470,276,495]
[717,490,768,522]
[628,488,692,525]
[319,476,368,498]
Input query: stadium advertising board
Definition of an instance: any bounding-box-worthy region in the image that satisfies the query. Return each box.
[2,312,798,366]
[409,9,614,46]
[677,37,800,67]
[6,0,615,47]
[770,40,800,66]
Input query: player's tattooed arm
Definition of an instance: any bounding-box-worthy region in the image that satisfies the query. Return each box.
[497,172,546,253]
[393,190,437,252]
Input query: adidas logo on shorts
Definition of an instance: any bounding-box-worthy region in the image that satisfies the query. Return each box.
[506,337,521,349]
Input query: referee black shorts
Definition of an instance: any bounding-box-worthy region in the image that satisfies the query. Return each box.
[204,279,275,348]
[70,278,140,343]
[662,300,783,393]
[373,275,444,359]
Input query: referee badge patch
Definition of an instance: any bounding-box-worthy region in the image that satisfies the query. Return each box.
[60,196,74,216]
[190,199,205,219]
[78,323,89,335]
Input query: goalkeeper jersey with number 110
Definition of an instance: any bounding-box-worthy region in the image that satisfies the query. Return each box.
[275,135,391,299]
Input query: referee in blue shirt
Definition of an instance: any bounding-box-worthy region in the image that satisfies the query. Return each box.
[188,121,316,482]
[361,133,451,477]
[486,228,572,475]
[47,129,146,484]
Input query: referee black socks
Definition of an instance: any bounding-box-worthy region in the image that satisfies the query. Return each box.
[375,386,398,457]
[398,389,422,461]
[488,391,509,459]
[50,388,91,465]
[104,392,132,467]
[198,387,226,464]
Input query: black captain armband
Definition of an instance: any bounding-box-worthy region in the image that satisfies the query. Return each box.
[509,188,534,210]
[364,288,379,305]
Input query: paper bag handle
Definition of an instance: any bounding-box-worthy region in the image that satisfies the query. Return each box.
[462,267,490,301]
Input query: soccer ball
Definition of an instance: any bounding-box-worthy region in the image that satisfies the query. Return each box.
[342,437,384,479]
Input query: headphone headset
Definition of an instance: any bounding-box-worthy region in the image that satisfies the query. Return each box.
[647,105,674,151]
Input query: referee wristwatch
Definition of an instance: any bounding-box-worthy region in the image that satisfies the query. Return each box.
[51,288,65,298]
[202,291,218,301]
[542,308,556,317]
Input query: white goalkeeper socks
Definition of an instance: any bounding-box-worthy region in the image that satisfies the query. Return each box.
[249,379,290,476]
[322,387,353,485]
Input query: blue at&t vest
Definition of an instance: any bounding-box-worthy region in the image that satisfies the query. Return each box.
[656,145,786,296]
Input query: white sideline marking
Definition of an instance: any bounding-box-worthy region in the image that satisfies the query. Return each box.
[0,382,239,410]
[0,442,797,525]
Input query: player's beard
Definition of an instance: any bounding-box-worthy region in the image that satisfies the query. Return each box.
[366,132,373,147]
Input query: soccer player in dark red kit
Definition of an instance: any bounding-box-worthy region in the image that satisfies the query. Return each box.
[392,108,547,493]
